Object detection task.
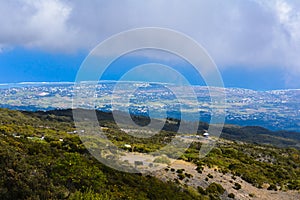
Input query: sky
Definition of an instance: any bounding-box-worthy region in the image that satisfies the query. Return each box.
[0,0,300,90]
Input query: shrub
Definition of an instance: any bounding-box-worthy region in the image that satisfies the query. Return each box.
[185,173,193,179]
[209,193,221,200]
[69,188,111,200]
[267,184,277,191]
[206,182,225,195]
[134,161,143,166]
[249,193,255,197]
[178,173,185,180]
[228,193,235,198]
[207,173,213,178]
[233,182,242,190]
[153,156,171,165]
[196,166,203,173]
[176,169,185,174]
[197,186,207,195]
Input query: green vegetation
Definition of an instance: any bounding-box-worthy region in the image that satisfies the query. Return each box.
[197,183,225,200]
[205,182,225,195]
[185,141,300,190]
[228,193,235,198]
[0,109,200,199]
[233,183,242,190]
[0,108,300,199]
[249,193,255,197]
[153,155,171,165]
[1,131,205,199]
[221,125,300,149]
[207,173,214,179]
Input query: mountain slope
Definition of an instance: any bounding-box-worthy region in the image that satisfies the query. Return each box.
[0,108,299,199]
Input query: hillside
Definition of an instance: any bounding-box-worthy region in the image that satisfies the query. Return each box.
[23,108,300,149]
[0,108,299,199]
[0,108,199,199]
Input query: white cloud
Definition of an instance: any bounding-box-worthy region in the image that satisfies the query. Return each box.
[0,0,77,52]
[0,0,300,74]
[24,0,73,49]
[255,0,300,87]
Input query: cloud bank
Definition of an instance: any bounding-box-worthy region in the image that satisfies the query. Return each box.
[0,0,300,75]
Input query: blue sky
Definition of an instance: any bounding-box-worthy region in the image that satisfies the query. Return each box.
[0,0,300,90]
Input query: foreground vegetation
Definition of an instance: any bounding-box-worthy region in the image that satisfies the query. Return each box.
[0,108,299,199]
[185,141,300,190]
[0,109,218,199]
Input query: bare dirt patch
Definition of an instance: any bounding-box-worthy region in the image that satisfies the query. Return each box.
[152,159,300,200]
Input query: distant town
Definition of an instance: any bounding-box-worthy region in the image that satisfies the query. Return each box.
[0,82,299,132]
